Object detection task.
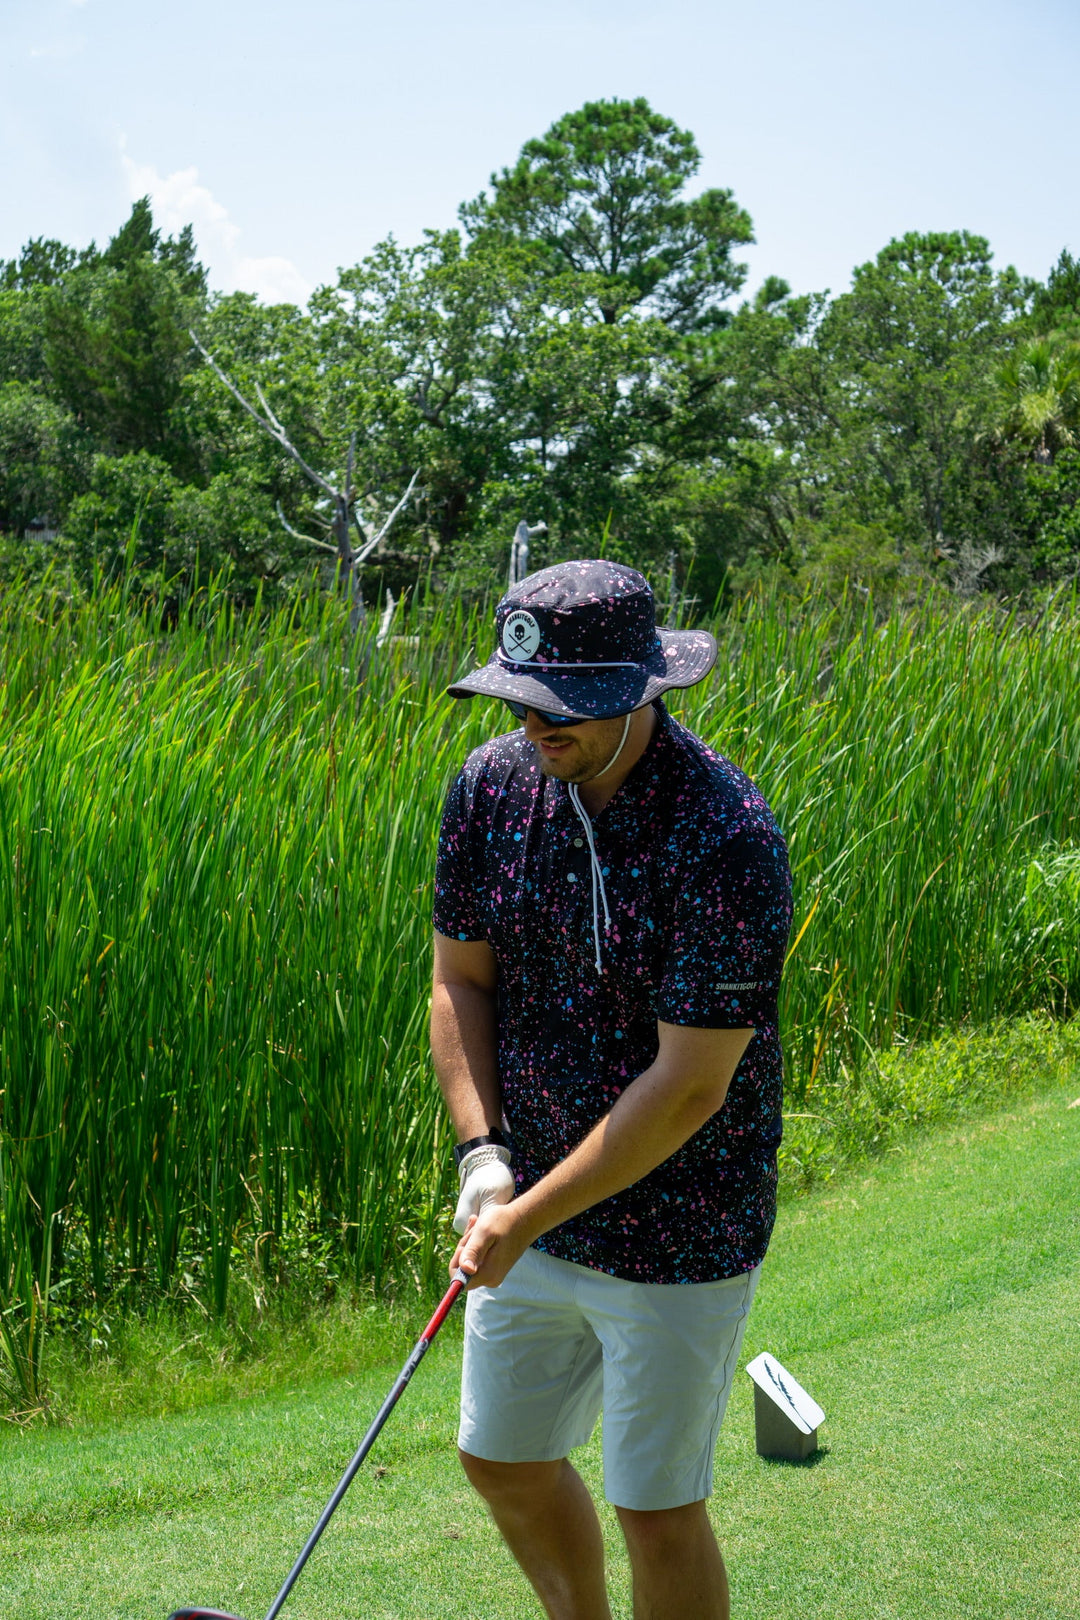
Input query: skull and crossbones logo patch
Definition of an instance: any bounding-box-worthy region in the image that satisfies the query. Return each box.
[501,610,541,661]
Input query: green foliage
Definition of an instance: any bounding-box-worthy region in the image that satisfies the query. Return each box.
[58,450,181,578]
[1,582,1079,1411]
[314,230,688,572]
[191,289,325,491]
[1,237,84,290]
[0,383,88,535]
[1007,844,1080,1006]
[5,108,1080,599]
[667,231,1059,600]
[1022,447,1080,578]
[778,1012,1080,1191]
[992,335,1080,462]
[100,196,206,297]
[793,520,908,599]
[0,582,479,1406]
[461,96,753,331]
[61,451,284,595]
[43,257,202,466]
[802,233,1023,556]
[1030,247,1080,340]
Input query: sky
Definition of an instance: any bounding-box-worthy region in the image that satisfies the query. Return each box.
[2,0,1078,308]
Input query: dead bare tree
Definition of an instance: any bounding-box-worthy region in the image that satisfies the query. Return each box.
[509,520,547,588]
[191,332,417,630]
[509,519,546,586]
[514,518,553,589]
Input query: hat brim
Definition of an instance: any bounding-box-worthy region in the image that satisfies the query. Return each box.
[446,628,718,720]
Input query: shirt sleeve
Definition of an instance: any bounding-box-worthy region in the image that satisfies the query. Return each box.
[656,825,792,1030]
[432,769,486,942]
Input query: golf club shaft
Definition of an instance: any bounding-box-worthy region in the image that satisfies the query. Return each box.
[262,1270,469,1620]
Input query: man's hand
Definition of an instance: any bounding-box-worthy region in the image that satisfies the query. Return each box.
[452,1200,537,1290]
[453,1143,515,1234]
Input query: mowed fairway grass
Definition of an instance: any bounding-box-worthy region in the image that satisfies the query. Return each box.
[2,1072,1077,1620]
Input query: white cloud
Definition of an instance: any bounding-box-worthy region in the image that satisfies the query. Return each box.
[120,149,313,306]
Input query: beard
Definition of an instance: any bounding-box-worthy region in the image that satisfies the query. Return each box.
[529,713,632,784]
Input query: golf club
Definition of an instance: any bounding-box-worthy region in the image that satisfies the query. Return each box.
[167,1268,468,1620]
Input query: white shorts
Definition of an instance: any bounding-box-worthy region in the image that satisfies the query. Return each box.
[458,1245,760,1511]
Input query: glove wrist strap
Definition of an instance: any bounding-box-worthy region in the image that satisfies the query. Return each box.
[457,1143,512,1187]
[453,1127,509,1170]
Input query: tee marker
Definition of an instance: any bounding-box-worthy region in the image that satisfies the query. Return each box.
[745,1352,825,1461]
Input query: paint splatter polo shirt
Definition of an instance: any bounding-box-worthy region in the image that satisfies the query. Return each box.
[433,702,793,1284]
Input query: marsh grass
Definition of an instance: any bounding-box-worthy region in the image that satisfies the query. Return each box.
[777,1010,1080,1190]
[1,575,1078,1412]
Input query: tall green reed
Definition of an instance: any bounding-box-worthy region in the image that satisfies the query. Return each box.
[0,575,1077,1408]
[674,588,1080,1091]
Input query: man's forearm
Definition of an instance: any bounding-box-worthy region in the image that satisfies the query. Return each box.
[512,1054,725,1241]
[430,978,502,1141]
[453,1024,752,1286]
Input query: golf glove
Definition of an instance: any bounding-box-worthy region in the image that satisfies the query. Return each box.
[453,1143,514,1234]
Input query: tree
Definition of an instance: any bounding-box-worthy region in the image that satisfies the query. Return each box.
[461,98,753,331]
[737,233,1027,571]
[312,228,722,584]
[60,449,291,597]
[0,237,85,290]
[192,328,418,625]
[993,337,1080,464]
[820,233,1024,546]
[0,383,88,535]
[1022,448,1080,582]
[1030,249,1080,340]
[42,200,207,470]
[0,286,52,388]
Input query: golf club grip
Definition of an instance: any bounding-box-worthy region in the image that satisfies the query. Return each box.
[419,1270,468,1341]
[261,1271,468,1620]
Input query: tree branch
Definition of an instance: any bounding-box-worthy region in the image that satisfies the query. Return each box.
[353,469,420,566]
[275,501,340,553]
[376,589,396,647]
[190,331,338,499]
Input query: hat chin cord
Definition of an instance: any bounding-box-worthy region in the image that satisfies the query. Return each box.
[566,711,633,975]
[587,710,633,783]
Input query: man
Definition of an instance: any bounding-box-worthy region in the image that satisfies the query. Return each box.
[431,560,791,1620]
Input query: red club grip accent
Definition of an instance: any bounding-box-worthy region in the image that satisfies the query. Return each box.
[420,1270,467,1343]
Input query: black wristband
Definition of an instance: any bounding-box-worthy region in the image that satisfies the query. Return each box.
[453,1128,509,1170]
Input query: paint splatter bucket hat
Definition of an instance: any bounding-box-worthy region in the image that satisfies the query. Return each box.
[446,559,717,720]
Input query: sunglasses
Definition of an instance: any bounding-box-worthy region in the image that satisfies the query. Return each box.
[504,700,583,727]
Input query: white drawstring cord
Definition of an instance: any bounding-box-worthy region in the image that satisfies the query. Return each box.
[566,712,632,974]
[568,784,609,973]
[589,711,633,783]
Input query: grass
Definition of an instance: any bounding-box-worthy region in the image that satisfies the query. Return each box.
[17,1011,1076,1432]
[21,1291,456,1433]
[2,576,1080,1409]
[2,1058,1077,1619]
[777,1009,1080,1189]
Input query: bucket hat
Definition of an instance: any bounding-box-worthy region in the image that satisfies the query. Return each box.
[446,558,716,720]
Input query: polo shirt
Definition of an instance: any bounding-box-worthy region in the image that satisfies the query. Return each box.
[433,702,792,1284]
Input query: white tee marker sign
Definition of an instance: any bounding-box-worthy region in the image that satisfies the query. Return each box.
[745,1352,825,1461]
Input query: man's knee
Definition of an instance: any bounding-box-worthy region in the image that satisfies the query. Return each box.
[458,1448,566,1507]
[615,1498,713,1561]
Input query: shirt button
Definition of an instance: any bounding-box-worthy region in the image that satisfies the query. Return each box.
[567,872,578,883]
[573,838,584,848]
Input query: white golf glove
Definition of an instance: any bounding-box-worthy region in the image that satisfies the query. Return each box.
[453,1143,514,1235]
